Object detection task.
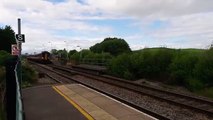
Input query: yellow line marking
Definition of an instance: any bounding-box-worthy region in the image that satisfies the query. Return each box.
[52,86,94,120]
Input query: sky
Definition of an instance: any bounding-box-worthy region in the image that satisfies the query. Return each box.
[1,0,213,54]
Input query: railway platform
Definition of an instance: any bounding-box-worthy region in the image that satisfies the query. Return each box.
[23,84,156,120]
[22,85,87,120]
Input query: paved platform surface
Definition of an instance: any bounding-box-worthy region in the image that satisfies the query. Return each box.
[55,84,156,120]
[22,85,87,120]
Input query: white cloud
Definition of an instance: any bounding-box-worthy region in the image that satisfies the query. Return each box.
[1,0,213,53]
[86,0,213,19]
[145,13,213,48]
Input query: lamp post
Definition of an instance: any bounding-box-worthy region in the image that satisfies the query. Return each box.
[48,41,52,51]
[42,44,45,51]
[64,41,68,61]
[77,45,82,63]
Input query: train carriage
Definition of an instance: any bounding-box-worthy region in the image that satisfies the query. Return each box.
[27,51,52,64]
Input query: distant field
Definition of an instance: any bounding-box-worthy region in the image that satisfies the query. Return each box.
[135,47,206,53]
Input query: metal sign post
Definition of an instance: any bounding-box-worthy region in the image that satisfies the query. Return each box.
[16,18,25,83]
[16,18,25,56]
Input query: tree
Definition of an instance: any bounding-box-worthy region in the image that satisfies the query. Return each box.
[68,50,77,58]
[90,37,131,56]
[57,49,68,59]
[0,26,16,53]
[51,49,58,55]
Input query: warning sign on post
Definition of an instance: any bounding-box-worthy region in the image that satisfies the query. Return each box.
[11,44,19,55]
[15,34,25,42]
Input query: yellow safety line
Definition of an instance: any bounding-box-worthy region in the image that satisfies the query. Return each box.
[52,86,94,120]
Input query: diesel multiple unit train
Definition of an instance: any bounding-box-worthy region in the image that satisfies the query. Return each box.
[27,51,52,64]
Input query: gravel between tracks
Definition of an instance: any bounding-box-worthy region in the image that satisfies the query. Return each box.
[71,75,212,120]
[32,64,76,84]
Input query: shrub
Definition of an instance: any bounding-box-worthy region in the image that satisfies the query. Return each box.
[83,52,112,65]
[70,52,81,63]
[194,49,213,86]
[196,87,213,98]
[135,48,175,79]
[21,61,38,87]
[71,50,113,65]
[108,48,176,80]
[108,54,135,79]
[169,52,199,85]
[0,50,12,66]
[185,78,204,91]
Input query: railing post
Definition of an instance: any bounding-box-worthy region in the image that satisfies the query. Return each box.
[5,56,18,120]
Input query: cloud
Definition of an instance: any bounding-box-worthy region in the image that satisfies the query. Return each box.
[1,0,213,53]
[146,12,213,48]
[86,0,213,19]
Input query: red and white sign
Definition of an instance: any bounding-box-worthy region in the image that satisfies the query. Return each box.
[11,44,19,55]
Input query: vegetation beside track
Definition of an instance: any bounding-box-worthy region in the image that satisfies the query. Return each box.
[0,51,12,120]
[107,47,213,98]
[21,60,38,88]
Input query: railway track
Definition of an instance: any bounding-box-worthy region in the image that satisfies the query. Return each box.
[29,62,213,119]
[50,64,213,116]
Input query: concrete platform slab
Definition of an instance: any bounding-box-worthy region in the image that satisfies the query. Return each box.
[55,84,157,120]
[22,85,87,120]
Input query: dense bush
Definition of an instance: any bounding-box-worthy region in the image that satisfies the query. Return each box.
[70,52,81,63]
[169,51,199,85]
[0,51,12,85]
[0,50,12,66]
[70,50,91,63]
[185,78,204,91]
[107,48,212,92]
[71,50,112,65]
[139,48,175,79]
[21,61,38,87]
[68,50,77,59]
[108,54,134,79]
[108,48,175,80]
[194,49,213,86]
[57,49,68,65]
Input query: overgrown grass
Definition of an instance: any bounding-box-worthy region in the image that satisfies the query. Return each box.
[195,87,213,99]
[21,60,38,88]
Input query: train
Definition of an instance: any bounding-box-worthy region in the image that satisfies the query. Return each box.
[27,51,52,64]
